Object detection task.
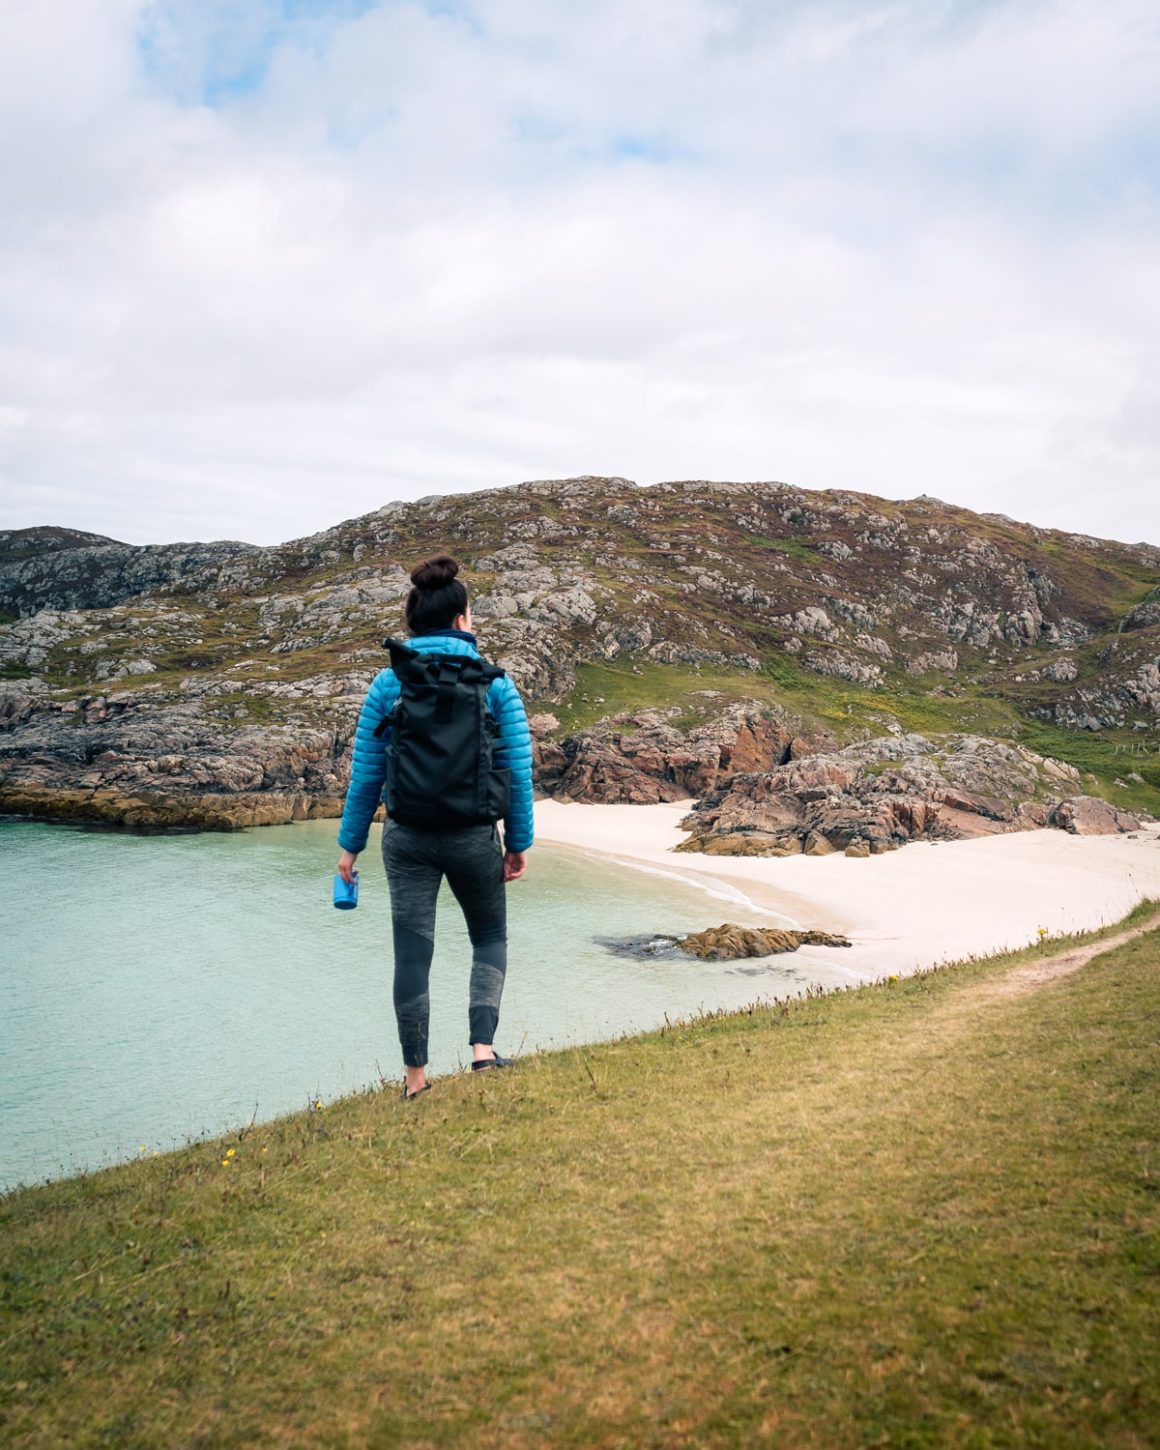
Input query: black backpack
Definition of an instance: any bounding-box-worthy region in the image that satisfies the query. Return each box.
[374,638,511,830]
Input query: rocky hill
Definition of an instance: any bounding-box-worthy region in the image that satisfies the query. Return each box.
[1,476,1158,843]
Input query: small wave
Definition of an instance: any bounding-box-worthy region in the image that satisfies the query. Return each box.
[610,858,800,928]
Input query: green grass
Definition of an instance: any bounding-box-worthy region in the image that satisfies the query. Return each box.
[1018,719,1160,812]
[541,659,771,735]
[742,534,821,563]
[210,691,277,722]
[761,651,1073,746]
[2,907,1158,1446]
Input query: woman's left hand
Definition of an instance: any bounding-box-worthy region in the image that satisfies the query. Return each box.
[337,849,359,884]
[503,850,528,882]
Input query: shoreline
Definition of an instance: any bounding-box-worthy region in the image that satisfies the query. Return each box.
[0,784,343,831]
[534,798,1160,981]
[8,784,1160,983]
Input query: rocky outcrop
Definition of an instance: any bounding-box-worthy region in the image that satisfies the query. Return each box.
[0,532,268,617]
[676,734,1142,856]
[1039,648,1160,733]
[1049,796,1142,835]
[1122,593,1160,631]
[598,924,852,959]
[678,924,852,959]
[0,527,122,563]
[0,675,360,830]
[533,703,816,804]
[906,648,958,677]
[0,783,344,831]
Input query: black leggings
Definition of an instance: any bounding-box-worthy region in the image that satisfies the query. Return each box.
[381,820,507,1068]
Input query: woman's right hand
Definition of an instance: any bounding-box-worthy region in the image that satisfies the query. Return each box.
[337,849,359,884]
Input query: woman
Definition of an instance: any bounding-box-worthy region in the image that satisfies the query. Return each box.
[336,555,534,1099]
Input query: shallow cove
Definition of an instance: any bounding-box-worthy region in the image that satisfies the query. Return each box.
[0,818,864,1191]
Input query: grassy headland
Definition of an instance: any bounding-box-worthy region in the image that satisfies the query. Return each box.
[2,908,1159,1447]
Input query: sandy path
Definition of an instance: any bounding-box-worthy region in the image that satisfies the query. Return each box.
[970,908,1160,1002]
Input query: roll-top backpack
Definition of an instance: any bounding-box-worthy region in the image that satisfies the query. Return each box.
[374,638,511,830]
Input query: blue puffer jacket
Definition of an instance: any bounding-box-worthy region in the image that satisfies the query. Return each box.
[337,630,535,855]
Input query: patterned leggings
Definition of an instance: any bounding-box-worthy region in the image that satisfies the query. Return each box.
[381,820,507,1068]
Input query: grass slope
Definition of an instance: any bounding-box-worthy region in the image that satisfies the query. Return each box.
[2,910,1159,1447]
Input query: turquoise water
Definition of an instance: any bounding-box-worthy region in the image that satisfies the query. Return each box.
[0,819,850,1191]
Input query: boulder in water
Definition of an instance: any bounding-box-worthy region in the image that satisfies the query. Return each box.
[599,923,851,960]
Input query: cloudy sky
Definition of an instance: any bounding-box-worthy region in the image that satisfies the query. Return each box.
[1,0,1158,547]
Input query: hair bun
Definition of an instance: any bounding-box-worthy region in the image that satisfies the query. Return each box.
[410,554,459,590]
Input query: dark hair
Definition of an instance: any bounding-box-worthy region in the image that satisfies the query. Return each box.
[405,553,469,634]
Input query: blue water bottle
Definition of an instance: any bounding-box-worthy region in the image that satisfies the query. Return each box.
[333,871,359,910]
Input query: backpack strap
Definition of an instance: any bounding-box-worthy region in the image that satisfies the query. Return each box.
[435,659,460,723]
[371,638,419,739]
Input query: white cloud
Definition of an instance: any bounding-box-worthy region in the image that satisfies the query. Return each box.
[0,0,1158,546]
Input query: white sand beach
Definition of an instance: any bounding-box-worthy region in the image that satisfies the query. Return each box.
[535,799,1160,983]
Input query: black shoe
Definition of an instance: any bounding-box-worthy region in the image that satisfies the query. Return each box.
[471,1052,513,1072]
[401,1082,432,1100]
